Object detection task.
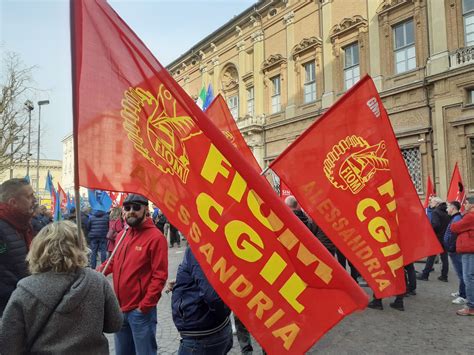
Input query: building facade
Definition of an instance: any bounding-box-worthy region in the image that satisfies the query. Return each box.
[167,0,474,199]
[0,159,62,207]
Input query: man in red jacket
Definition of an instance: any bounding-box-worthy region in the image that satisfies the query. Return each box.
[101,194,168,354]
[451,195,474,316]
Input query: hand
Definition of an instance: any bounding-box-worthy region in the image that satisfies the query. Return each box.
[166,279,176,293]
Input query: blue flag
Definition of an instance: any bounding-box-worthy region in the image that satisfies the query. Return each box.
[45,171,54,194]
[88,189,112,212]
[66,192,75,213]
[203,84,214,111]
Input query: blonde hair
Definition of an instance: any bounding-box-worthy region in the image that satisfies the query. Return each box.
[27,220,89,274]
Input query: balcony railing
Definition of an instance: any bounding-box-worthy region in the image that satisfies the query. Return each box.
[450,45,474,69]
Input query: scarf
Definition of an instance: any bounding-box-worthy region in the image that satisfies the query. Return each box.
[0,202,34,248]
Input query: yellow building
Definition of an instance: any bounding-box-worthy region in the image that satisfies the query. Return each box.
[167,0,474,198]
[0,159,62,208]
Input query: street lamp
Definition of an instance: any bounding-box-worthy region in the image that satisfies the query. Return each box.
[24,100,34,177]
[36,100,50,194]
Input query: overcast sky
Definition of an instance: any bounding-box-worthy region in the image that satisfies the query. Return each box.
[0,0,255,160]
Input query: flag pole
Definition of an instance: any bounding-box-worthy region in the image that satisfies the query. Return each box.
[70,0,84,250]
[101,227,129,275]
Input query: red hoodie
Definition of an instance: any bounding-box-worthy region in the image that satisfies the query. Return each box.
[452,211,474,254]
[102,218,168,313]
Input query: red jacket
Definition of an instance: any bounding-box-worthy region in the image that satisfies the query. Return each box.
[452,211,474,254]
[102,218,168,313]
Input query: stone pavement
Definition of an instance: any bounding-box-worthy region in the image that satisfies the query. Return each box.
[108,246,473,354]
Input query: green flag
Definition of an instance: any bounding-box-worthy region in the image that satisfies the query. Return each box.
[196,85,206,109]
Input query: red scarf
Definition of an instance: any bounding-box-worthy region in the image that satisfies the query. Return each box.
[0,202,34,248]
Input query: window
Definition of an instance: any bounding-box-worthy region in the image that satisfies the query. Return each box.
[468,88,474,104]
[344,43,360,90]
[470,137,474,188]
[401,147,423,194]
[227,95,239,120]
[247,87,254,116]
[393,19,416,74]
[464,0,474,46]
[303,62,316,103]
[271,76,281,113]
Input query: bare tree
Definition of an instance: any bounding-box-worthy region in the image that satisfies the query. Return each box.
[0,52,35,176]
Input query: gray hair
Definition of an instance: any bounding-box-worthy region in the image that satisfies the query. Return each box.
[431,196,444,205]
[0,178,30,202]
[284,195,298,209]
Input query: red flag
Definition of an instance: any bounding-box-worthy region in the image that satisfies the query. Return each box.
[270,76,442,299]
[205,95,261,173]
[57,183,67,211]
[72,1,368,352]
[447,163,466,208]
[423,176,435,209]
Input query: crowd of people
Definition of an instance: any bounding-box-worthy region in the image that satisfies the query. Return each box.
[0,177,473,354]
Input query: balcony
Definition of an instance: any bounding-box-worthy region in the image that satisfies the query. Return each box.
[450,45,474,69]
[237,114,265,135]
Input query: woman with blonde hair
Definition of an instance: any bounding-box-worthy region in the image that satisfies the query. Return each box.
[0,220,123,354]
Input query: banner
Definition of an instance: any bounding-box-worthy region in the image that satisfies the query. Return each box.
[423,175,435,209]
[280,179,292,201]
[72,1,368,353]
[87,189,113,212]
[447,162,466,209]
[270,76,442,299]
[205,95,261,173]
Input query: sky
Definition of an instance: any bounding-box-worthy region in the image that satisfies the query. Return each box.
[0,0,255,160]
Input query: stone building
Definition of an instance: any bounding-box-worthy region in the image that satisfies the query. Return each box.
[167,0,474,198]
[0,159,62,208]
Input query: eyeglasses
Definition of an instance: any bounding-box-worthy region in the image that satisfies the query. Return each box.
[123,204,143,212]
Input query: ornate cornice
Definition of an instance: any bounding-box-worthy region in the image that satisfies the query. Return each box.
[329,15,368,42]
[251,30,264,43]
[262,54,287,72]
[291,36,322,59]
[377,0,415,16]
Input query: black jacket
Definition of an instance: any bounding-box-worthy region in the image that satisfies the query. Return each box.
[172,247,230,336]
[0,219,29,316]
[87,210,109,239]
[431,203,451,241]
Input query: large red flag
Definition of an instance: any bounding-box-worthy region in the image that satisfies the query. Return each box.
[71,1,368,353]
[423,176,435,209]
[205,95,261,173]
[447,163,466,208]
[270,76,442,299]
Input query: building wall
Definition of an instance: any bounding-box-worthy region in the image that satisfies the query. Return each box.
[0,159,62,208]
[168,0,474,198]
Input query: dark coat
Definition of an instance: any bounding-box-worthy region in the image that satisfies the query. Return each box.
[87,210,109,240]
[443,213,462,253]
[31,215,49,235]
[431,203,451,242]
[172,247,230,335]
[0,219,29,316]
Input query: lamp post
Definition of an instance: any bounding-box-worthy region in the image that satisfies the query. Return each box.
[36,100,50,194]
[24,100,34,177]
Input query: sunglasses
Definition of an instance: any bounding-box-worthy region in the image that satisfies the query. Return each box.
[123,204,143,212]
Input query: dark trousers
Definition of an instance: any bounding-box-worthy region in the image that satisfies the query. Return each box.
[233,314,266,355]
[90,238,107,270]
[169,225,180,247]
[450,252,466,298]
[405,263,417,292]
[422,251,449,278]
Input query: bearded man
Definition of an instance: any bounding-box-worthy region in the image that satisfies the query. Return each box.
[101,194,168,354]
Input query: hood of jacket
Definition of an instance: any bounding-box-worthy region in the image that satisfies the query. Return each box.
[17,268,92,314]
[92,210,107,218]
